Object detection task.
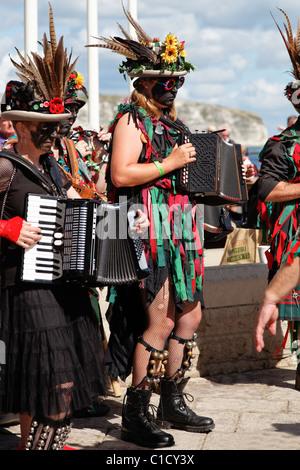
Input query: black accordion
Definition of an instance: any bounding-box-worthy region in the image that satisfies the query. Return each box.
[21,194,150,285]
[176,132,248,205]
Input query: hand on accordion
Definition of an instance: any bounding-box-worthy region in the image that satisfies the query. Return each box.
[0,217,42,248]
[167,142,196,171]
[131,209,150,234]
[242,162,255,180]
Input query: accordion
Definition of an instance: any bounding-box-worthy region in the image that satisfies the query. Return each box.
[176,132,248,205]
[21,194,150,285]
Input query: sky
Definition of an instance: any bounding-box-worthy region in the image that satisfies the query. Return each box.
[1,0,300,139]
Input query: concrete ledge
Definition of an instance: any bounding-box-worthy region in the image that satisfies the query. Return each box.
[203,263,268,308]
[99,260,293,380]
[190,263,292,377]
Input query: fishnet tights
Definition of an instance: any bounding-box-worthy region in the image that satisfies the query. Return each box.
[132,277,202,387]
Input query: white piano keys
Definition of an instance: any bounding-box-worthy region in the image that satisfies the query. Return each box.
[22,194,65,282]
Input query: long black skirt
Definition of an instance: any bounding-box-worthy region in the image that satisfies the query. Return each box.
[0,283,107,418]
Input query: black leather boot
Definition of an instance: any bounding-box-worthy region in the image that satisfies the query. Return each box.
[157,377,215,433]
[121,387,174,448]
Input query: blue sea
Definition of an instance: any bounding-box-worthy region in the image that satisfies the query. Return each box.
[246,146,262,169]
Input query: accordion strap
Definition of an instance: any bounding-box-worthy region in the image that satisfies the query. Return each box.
[0,150,62,196]
[159,115,190,133]
[62,137,81,183]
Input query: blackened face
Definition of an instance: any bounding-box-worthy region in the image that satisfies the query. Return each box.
[29,122,59,152]
[151,82,178,108]
[57,119,72,137]
[57,105,79,136]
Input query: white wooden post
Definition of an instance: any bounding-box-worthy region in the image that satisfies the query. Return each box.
[24,0,38,56]
[128,0,137,95]
[87,0,100,130]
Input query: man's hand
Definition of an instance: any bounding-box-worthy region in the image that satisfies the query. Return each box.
[254,300,279,352]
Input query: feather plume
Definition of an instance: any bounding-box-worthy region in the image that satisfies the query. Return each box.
[48,2,57,54]
[10,2,78,101]
[121,0,152,44]
[86,2,160,66]
[114,37,156,62]
[272,8,300,79]
[117,22,131,41]
[87,36,138,60]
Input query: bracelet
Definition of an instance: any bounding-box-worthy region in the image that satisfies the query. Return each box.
[154,160,164,177]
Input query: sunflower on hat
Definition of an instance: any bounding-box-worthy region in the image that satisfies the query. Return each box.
[86,4,196,78]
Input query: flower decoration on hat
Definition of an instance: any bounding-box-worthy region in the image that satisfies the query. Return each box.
[67,72,87,97]
[6,3,78,116]
[66,71,88,101]
[272,8,300,109]
[86,2,195,78]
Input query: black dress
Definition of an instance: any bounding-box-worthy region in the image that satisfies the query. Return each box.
[0,153,106,418]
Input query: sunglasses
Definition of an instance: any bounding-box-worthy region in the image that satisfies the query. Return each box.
[153,76,185,91]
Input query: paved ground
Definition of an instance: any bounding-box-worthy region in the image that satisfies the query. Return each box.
[1,366,300,453]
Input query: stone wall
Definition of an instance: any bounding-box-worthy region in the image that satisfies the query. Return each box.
[192,263,293,378]
[99,261,294,380]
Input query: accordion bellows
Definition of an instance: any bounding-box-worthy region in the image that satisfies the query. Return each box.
[176,132,248,206]
[21,194,150,285]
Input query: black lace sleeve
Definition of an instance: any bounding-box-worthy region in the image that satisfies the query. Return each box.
[0,157,15,193]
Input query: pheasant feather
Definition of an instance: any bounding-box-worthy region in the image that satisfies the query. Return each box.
[121,1,152,44]
[10,2,78,102]
[87,36,138,60]
[272,8,300,79]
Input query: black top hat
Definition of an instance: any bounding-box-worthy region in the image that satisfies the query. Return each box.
[1,80,70,122]
[1,3,76,122]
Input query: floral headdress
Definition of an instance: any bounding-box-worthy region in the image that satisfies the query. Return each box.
[86,3,195,78]
[272,8,300,109]
[1,3,77,121]
[65,71,88,109]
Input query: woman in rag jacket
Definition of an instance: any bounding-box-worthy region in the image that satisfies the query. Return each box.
[0,13,109,450]
[88,7,215,448]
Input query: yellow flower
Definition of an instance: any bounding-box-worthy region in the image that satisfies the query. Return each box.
[161,45,178,64]
[165,33,178,48]
[75,72,84,87]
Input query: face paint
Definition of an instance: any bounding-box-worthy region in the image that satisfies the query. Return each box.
[29,122,59,151]
[151,81,178,108]
[57,105,79,137]
[57,119,72,137]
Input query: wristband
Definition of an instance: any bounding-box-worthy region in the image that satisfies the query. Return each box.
[154,161,164,177]
[0,217,24,243]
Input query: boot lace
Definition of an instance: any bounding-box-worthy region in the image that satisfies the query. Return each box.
[142,403,159,430]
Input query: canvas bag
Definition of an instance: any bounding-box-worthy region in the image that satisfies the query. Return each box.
[220,227,263,265]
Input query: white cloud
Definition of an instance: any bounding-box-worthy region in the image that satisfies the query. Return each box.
[1,0,300,135]
[234,78,285,110]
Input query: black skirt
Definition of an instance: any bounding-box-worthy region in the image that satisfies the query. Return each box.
[0,283,107,417]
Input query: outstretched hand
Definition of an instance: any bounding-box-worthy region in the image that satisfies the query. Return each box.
[254,300,279,352]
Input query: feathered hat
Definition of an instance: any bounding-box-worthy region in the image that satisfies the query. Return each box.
[86,2,195,79]
[272,8,300,110]
[1,3,77,122]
